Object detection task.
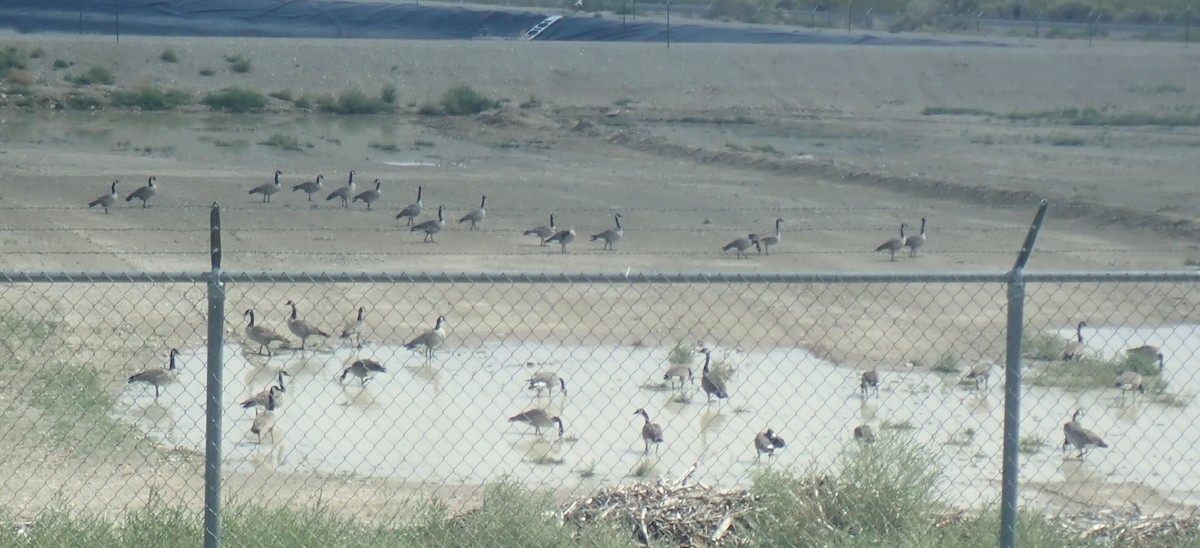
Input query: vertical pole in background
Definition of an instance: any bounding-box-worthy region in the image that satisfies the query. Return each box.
[847,1,852,33]
[1000,199,1048,548]
[666,0,670,48]
[204,202,225,548]
[115,0,120,42]
[1186,9,1191,48]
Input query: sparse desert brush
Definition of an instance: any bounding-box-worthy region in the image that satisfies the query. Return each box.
[160,48,179,63]
[317,88,394,114]
[440,85,498,115]
[201,87,268,113]
[66,66,115,86]
[225,54,251,73]
[259,133,304,151]
[110,87,190,111]
[5,69,33,86]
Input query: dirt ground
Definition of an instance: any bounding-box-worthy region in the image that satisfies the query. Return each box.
[2,31,1199,524]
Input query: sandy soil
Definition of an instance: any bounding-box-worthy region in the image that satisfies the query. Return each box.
[2,32,1199,524]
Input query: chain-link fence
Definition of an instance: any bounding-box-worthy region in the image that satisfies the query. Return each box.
[3,265,1199,544]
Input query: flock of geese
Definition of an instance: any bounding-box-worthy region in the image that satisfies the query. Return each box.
[87,172,932,258]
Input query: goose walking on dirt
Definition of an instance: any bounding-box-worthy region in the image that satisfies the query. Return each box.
[243,308,290,356]
[128,348,181,399]
[590,213,624,251]
[860,368,880,399]
[285,300,330,350]
[405,315,447,359]
[250,391,279,444]
[633,408,664,454]
[339,358,387,386]
[458,195,487,230]
[754,428,786,462]
[338,306,366,346]
[411,205,446,243]
[353,179,382,210]
[698,347,729,404]
[544,226,576,254]
[241,371,290,412]
[125,176,157,208]
[292,174,323,201]
[904,217,927,257]
[508,408,564,438]
[249,170,283,203]
[722,235,760,259]
[394,185,424,226]
[88,180,119,213]
[1062,409,1108,459]
[875,223,907,262]
[963,363,992,391]
[524,213,557,245]
[1062,321,1088,361]
[758,219,783,255]
[527,371,568,398]
[326,171,356,208]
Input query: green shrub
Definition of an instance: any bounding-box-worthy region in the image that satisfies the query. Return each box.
[160,48,179,63]
[225,54,251,73]
[668,341,694,366]
[417,101,442,115]
[381,83,398,104]
[268,90,294,102]
[65,92,103,110]
[259,133,304,151]
[0,46,27,79]
[1029,352,1165,392]
[110,87,190,111]
[293,95,312,109]
[198,67,215,76]
[316,89,394,114]
[201,87,268,113]
[66,66,114,86]
[51,58,71,70]
[369,141,400,152]
[440,85,497,115]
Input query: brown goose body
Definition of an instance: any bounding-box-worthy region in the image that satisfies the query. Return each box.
[754,428,786,461]
[544,227,576,254]
[634,408,664,454]
[249,170,283,203]
[1062,409,1108,458]
[89,180,119,213]
[286,300,330,349]
[874,223,907,262]
[128,348,181,399]
[405,315,447,358]
[125,176,157,207]
[340,358,387,385]
[326,171,357,207]
[508,408,564,437]
[1062,321,1088,361]
[292,174,323,201]
[243,308,290,356]
[411,205,446,242]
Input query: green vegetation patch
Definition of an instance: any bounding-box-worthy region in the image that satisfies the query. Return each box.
[259,133,305,151]
[316,88,395,115]
[159,48,179,63]
[922,106,994,116]
[0,46,28,79]
[201,87,268,113]
[110,87,190,111]
[66,66,115,86]
[224,54,251,73]
[1007,107,1200,127]
[439,85,498,116]
[1028,351,1165,392]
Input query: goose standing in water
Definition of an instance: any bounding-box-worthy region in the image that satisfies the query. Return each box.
[508,408,564,438]
[754,428,786,462]
[1062,409,1108,459]
[633,408,664,454]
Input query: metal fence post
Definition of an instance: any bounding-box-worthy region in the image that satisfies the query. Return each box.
[1000,199,1048,548]
[204,203,225,548]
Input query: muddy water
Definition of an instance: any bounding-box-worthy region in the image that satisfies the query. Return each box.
[113,325,1199,509]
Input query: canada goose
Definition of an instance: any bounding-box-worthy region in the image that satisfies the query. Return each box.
[759,219,783,255]
[326,171,356,207]
[405,315,447,358]
[241,371,289,411]
[128,348,181,399]
[722,235,760,259]
[243,308,290,356]
[544,226,576,254]
[875,223,907,262]
[853,424,876,443]
[508,408,564,437]
[353,179,382,210]
[524,213,557,245]
[754,428,786,462]
[1114,371,1146,400]
[527,371,568,397]
[250,391,279,444]
[458,195,487,230]
[1062,409,1107,459]
[1126,345,1165,372]
[124,176,157,208]
[285,300,329,350]
[339,358,387,386]
[411,205,446,243]
[633,408,664,454]
[292,174,323,201]
[590,213,624,251]
[394,185,424,226]
[860,369,880,399]
[249,170,283,203]
[338,307,366,346]
[663,365,693,389]
[697,347,729,404]
[963,363,992,391]
[904,217,927,257]
[88,180,119,213]
[1062,321,1088,361]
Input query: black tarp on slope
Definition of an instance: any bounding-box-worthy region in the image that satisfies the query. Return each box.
[0,0,1000,46]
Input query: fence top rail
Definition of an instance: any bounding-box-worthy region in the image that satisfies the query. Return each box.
[3,271,1198,284]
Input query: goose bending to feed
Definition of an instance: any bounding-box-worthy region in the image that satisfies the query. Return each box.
[590,213,624,251]
[633,408,664,454]
[88,180,119,213]
[411,205,446,243]
[1114,371,1146,400]
[405,315,447,359]
[250,391,279,444]
[249,170,283,203]
[544,226,576,254]
[759,219,783,255]
[326,171,356,208]
[722,235,760,259]
[241,371,289,412]
[963,363,992,391]
[338,306,366,346]
[853,424,876,443]
[1062,321,1088,361]
[285,299,329,350]
[874,223,907,262]
[125,176,157,208]
[128,348,181,399]
[697,347,729,404]
[394,185,424,226]
[353,179,382,210]
[458,195,487,230]
[663,364,693,389]
[243,308,290,356]
[292,174,323,201]
[340,358,387,386]
[1062,409,1108,459]
[527,371,568,397]
[754,428,786,462]
[508,408,564,437]
[524,213,557,245]
[860,368,880,399]
[904,217,927,257]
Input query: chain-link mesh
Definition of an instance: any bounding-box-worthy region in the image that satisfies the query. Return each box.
[2,272,1197,543]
